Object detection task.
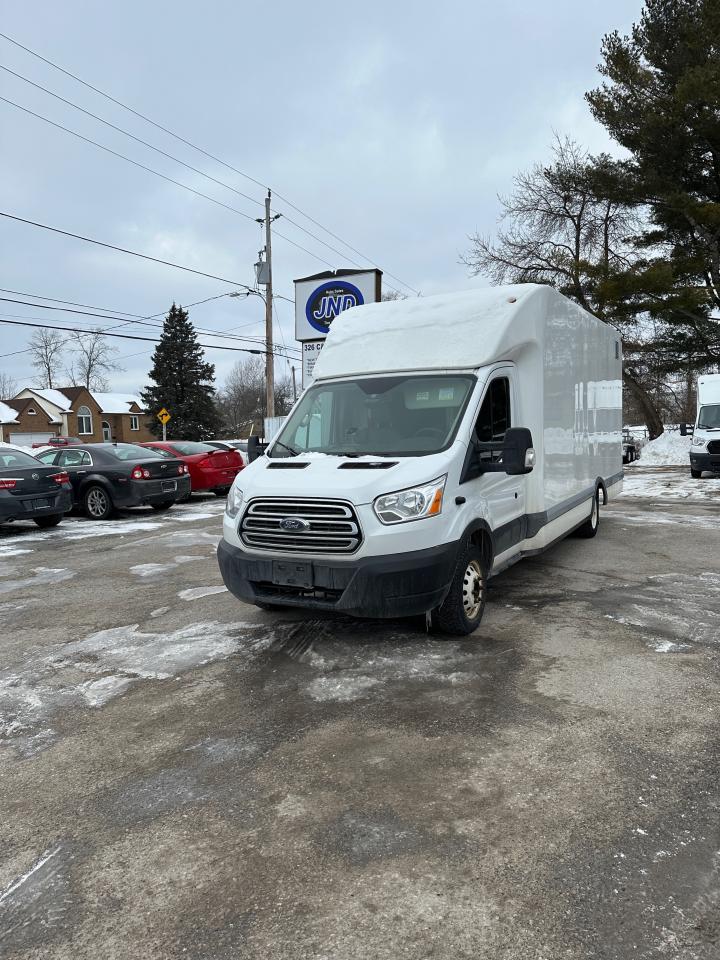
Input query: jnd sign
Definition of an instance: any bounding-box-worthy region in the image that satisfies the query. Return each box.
[295,269,382,343]
[306,280,364,334]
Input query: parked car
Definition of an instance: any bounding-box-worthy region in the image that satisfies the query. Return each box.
[140,441,243,496]
[207,440,247,465]
[35,443,191,520]
[31,436,82,449]
[0,446,72,528]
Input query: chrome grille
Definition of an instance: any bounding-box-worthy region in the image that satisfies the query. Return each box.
[240,498,362,554]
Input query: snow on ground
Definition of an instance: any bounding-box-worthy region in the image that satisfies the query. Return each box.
[0,620,270,747]
[633,431,691,466]
[621,471,720,501]
[177,586,227,601]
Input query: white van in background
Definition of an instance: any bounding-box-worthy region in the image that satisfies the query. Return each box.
[217,285,623,635]
[682,373,720,477]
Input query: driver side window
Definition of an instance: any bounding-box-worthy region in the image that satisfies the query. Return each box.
[473,377,511,462]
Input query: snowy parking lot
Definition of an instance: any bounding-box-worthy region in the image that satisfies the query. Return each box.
[1,468,719,959]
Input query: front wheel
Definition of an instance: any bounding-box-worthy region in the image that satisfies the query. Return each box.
[691,468,702,479]
[213,488,229,498]
[576,490,600,539]
[431,543,487,636]
[34,514,63,529]
[83,484,114,520]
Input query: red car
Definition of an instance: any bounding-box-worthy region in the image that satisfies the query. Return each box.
[139,440,243,496]
[32,436,82,448]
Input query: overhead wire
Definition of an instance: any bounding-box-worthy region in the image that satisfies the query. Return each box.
[0,31,420,294]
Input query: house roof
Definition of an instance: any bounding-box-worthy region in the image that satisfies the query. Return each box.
[0,401,19,424]
[89,392,145,414]
[32,388,74,412]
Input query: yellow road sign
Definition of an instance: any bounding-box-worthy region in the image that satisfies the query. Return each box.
[157,407,171,425]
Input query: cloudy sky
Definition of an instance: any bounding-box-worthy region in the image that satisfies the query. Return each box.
[0,0,640,398]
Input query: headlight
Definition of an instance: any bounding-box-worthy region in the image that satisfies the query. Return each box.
[373,476,446,525]
[225,484,243,519]
[692,437,705,447]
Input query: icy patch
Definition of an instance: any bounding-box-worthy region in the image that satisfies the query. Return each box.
[173,512,215,522]
[0,620,270,748]
[149,606,170,618]
[80,676,133,707]
[0,567,75,596]
[611,508,720,530]
[129,563,172,578]
[621,471,720,501]
[647,639,692,654]
[307,675,381,702]
[177,586,227,601]
[0,546,33,558]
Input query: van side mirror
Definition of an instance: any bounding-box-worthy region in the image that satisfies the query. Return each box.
[679,423,688,437]
[247,436,267,462]
[461,427,535,482]
[502,428,536,475]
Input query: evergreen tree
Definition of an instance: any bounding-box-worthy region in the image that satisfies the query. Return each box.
[141,304,218,440]
[586,0,720,370]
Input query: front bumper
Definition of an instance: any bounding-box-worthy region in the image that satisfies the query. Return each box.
[0,486,72,522]
[115,475,191,507]
[216,538,460,619]
[690,452,720,473]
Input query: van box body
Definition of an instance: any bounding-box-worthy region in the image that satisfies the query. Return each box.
[689,373,720,475]
[217,284,623,626]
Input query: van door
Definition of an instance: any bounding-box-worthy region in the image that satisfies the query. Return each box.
[465,371,525,556]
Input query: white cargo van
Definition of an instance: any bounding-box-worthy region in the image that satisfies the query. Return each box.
[682,373,720,478]
[218,285,623,635]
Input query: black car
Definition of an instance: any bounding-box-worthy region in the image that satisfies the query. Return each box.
[35,443,191,520]
[0,447,72,528]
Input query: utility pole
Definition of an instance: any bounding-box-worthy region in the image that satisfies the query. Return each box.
[291,365,297,402]
[264,190,275,420]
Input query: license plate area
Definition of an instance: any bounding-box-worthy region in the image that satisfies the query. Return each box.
[161,480,177,492]
[24,498,50,511]
[272,560,313,588]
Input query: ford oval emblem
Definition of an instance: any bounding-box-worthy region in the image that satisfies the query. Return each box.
[305,280,364,334]
[279,516,310,531]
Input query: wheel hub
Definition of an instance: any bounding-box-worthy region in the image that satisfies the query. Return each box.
[462,560,485,619]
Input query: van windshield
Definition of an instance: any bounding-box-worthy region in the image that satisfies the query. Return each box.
[269,375,476,458]
[698,404,720,429]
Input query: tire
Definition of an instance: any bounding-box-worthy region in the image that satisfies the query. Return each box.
[34,514,62,529]
[431,542,487,636]
[691,468,702,479]
[83,484,114,520]
[576,490,600,539]
[213,489,229,498]
[151,501,173,512]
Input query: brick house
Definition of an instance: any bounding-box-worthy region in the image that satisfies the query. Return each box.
[0,400,21,442]
[1,395,63,444]
[8,387,154,444]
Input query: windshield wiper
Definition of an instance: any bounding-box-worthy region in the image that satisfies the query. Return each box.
[698,426,720,431]
[271,440,299,457]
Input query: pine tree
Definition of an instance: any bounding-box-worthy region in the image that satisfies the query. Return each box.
[141,304,218,440]
[586,0,720,370]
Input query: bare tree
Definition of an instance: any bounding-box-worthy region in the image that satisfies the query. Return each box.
[65,330,122,391]
[28,329,65,389]
[461,136,666,437]
[217,356,294,437]
[0,370,18,400]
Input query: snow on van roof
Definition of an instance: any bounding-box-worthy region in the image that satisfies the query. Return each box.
[312,284,572,380]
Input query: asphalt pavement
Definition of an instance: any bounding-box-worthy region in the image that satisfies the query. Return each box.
[1,468,719,960]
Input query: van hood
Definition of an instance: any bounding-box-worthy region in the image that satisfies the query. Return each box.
[238,450,459,505]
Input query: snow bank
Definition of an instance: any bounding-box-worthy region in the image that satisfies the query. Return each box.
[634,431,691,466]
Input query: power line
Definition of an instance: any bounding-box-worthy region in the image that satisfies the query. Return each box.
[0,95,261,225]
[0,210,253,286]
[0,31,420,294]
[0,63,409,288]
[0,296,301,352]
[0,316,296,358]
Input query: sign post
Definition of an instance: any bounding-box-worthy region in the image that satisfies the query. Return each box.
[157,407,171,442]
[294,269,382,388]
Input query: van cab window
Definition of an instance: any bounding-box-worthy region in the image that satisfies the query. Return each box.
[271,374,476,458]
[474,377,511,461]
